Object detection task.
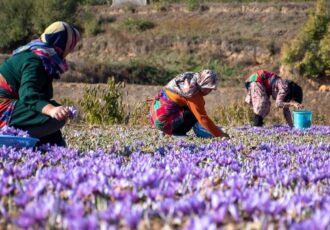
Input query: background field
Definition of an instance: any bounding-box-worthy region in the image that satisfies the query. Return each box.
[0,1,329,125]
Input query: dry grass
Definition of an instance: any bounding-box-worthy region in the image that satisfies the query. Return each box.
[53,82,330,126]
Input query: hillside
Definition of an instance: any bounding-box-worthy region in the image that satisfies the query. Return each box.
[63,2,313,86]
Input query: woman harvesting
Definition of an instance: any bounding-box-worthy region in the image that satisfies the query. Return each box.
[0,21,80,146]
[245,69,303,127]
[150,70,229,138]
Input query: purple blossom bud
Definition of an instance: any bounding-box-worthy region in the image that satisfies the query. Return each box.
[67,106,78,119]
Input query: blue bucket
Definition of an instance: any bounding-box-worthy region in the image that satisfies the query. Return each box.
[293,110,312,129]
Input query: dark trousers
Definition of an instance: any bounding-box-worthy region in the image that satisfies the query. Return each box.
[172,107,197,136]
[17,118,66,147]
[254,114,264,127]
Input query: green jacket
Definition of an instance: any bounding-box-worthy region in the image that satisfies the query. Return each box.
[0,51,55,127]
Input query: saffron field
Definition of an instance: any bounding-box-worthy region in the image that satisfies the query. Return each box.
[1,125,330,229]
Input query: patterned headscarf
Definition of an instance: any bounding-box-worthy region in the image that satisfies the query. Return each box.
[165,69,218,98]
[13,21,80,76]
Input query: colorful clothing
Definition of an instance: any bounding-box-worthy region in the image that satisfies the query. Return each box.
[13,21,80,76]
[245,76,293,127]
[165,89,223,137]
[0,76,18,128]
[245,82,271,118]
[150,70,222,137]
[13,40,68,76]
[166,70,218,98]
[150,90,184,135]
[0,21,81,128]
[245,70,278,95]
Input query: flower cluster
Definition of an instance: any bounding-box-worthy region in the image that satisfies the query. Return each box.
[0,125,29,137]
[0,125,329,229]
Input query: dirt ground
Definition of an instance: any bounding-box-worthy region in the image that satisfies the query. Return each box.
[53,82,330,120]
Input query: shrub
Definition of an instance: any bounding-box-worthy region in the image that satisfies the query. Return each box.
[211,102,254,126]
[32,0,80,34]
[319,22,330,76]
[0,0,81,51]
[79,78,125,125]
[79,9,103,36]
[126,60,173,84]
[204,59,246,82]
[186,0,200,11]
[0,0,34,51]
[122,18,155,32]
[281,0,330,78]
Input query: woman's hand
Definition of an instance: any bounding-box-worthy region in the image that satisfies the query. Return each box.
[50,106,70,121]
[220,132,230,140]
[290,101,304,110]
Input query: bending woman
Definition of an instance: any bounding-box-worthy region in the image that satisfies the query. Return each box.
[245,69,303,127]
[150,70,229,138]
[0,21,80,146]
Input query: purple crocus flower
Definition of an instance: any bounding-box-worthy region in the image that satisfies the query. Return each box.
[0,125,29,137]
[68,106,78,119]
[67,215,98,230]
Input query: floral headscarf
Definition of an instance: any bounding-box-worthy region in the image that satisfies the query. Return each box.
[165,69,218,98]
[13,21,80,76]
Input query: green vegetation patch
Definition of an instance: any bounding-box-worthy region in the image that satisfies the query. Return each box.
[282,0,330,78]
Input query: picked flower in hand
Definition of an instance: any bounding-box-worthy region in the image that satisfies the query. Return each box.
[67,106,78,119]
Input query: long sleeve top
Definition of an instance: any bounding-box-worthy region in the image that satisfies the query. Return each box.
[0,51,53,113]
[165,89,223,137]
[245,78,293,127]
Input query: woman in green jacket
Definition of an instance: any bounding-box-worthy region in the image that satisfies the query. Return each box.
[0,21,80,146]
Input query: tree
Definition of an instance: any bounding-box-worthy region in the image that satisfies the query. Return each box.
[281,0,330,78]
[0,0,34,51]
[32,0,80,34]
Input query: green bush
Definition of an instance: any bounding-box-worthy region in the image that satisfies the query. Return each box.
[126,60,173,84]
[0,0,34,50]
[319,22,330,76]
[0,0,81,51]
[79,9,103,36]
[204,59,246,85]
[32,0,80,34]
[282,0,330,78]
[122,18,155,32]
[79,78,125,125]
[186,0,200,11]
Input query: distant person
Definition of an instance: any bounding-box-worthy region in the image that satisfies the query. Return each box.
[244,69,303,127]
[149,70,230,138]
[0,21,80,146]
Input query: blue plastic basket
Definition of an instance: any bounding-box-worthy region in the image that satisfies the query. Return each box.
[193,122,222,138]
[293,110,313,129]
[0,135,39,148]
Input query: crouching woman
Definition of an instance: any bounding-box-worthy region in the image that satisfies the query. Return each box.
[0,21,80,146]
[149,70,229,138]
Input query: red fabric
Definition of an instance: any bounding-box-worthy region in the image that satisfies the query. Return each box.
[254,70,278,95]
[150,90,183,135]
[0,81,18,128]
